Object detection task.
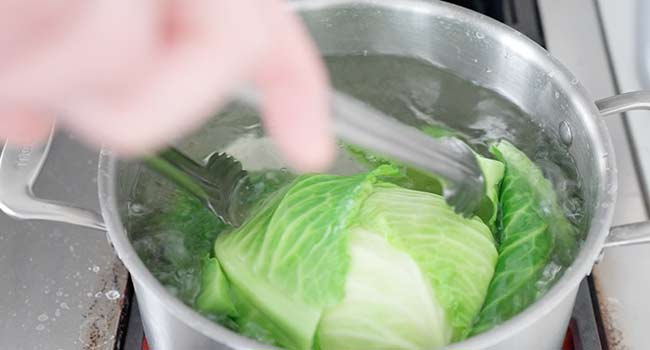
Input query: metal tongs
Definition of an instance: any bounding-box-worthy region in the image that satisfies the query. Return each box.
[330,92,484,217]
[146,91,485,225]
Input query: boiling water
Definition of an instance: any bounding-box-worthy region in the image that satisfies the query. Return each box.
[325,55,584,226]
[126,54,585,310]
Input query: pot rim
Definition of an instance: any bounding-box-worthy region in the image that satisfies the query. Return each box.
[97,0,617,348]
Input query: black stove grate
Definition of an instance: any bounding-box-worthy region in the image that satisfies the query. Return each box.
[444,0,545,46]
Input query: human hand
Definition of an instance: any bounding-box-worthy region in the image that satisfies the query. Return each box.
[0,0,334,171]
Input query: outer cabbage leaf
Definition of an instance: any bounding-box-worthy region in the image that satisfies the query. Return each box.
[420,126,504,229]
[472,140,578,334]
[358,186,498,341]
[474,155,505,230]
[213,167,396,350]
[195,257,238,316]
[228,282,296,348]
[346,125,504,229]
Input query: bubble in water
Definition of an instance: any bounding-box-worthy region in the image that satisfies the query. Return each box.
[91,265,100,273]
[554,91,560,99]
[571,78,579,85]
[37,313,48,322]
[35,324,45,331]
[537,261,563,290]
[94,292,103,298]
[475,32,485,39]
[105,290,121,300]
[559,121,573,146]
[473,58,479,63]
[129,203,145,215]
[485,67,493,73]
[60,302,70,310]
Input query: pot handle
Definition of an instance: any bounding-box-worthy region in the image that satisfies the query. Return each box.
[603,222,650,248]
[596,91,650,248]
[0,128,105,231]
[596,91,650,116]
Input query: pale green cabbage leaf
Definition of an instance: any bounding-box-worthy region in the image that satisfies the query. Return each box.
[198,166,498,349]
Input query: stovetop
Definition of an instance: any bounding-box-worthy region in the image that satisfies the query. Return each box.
[2,1,648,349]
[588,0,650,348]
[446,0,545,45]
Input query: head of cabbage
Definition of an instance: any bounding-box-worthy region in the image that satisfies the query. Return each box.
[196,165,500,350]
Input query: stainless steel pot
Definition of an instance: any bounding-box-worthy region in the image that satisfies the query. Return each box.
[3,1,650,349]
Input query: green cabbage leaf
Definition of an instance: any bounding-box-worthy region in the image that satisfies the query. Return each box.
[198,166,497,349]
[472,140,578,334]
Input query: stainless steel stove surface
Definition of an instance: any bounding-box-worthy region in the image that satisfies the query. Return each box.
[2,1,648,350]
[0,132,129,350]
[590,1,650,348]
